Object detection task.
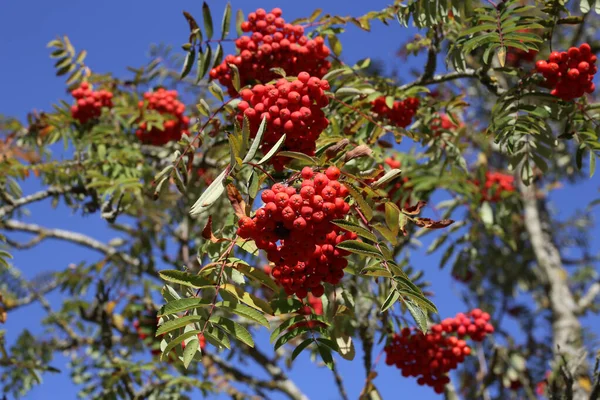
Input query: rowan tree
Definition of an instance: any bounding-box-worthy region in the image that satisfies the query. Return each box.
[1,1,600,399]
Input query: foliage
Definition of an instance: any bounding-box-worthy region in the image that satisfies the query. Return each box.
[1,0,600,399]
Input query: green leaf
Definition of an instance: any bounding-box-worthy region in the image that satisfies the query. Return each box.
[156,315,204,336]
[199,44,212,80]
[181,49,196,79]
[182,336,199,368]
[159,298,211,316]
[209,316,254,347]
[291,338,314,361]
[336,240,383,259]
[591,150,597,177]
[460,23,497,36]
[229,63,241,92]
[235,263,279,291]
[160,330,201,361]
[215,301,270,328]
[277,151,319,165]
[270,315,308,343]
[159,270,212,289]
[384,202,400,236]
[220,3,232,40]
[203,325,231,349]
[197,99,210,117]
[328,35,342,57]
[190,166,230,215]
[274,325,328,350]
[404,298,429,333]
[212,43,223,69]
[222,284,273,314]
[381,289,400,312]
[331,220,377,242]
[345,183,373,221]
[202,2,214,39]
[243,117,267,163]
[371,223,398,246]
[316,342,335,370]
[235,9,244,36]
[257,134,286,165]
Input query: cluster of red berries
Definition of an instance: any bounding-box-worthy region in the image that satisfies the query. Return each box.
[430,113,461,136]
[136,88,190,146]
[535,43,597,101]
[237,73,330,171]
[476,171,515,203]
[237,167,356,298]
[70,82,113,124]
[384,309,494,394]
[506,47,538,68]
[210,8,331,96]
[371,96,419,128]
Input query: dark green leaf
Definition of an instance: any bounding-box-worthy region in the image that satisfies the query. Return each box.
[159,270,213,289]
[336,240,382,259]
[220,3,232,40]
[291,338,314,361]
[381,289,400,312]
[181,49,196,79]
[159,298,211,316]
[156,315,204,336]
[202,2,214,39]
[209,316,254,347]
[182,336,199,368]
[331,220,377,242]
[404,298,428,333]
[215,301,269,328]
[257,134,286,165]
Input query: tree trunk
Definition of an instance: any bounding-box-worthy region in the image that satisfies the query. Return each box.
[520,180,589,400]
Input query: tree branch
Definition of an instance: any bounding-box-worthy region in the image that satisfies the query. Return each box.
[245,347,309,400]
[399,68,502,95]
[519,180,589,400]
[0,219,139,267]
[0,185,84,219]
[577,282,600,313]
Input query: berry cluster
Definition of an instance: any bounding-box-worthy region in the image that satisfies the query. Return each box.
[506,47,538,68]
[430,113,461,136]
[210,8,331,96]
[535,43,597,101]
[477,171,515,203]
[70,82,113,124]
[237,167,356,297]
[384,309,494,394]
[371,96,419,128]
[136,88,190,146]
[237,73,330,171]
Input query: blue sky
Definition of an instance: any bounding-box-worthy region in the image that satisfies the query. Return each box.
[1,1,599,399]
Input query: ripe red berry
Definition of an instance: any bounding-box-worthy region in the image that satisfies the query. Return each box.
[536,43,597,100]
[209,8,332,96]
[136,88,189,145]
[70,83,113,124]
